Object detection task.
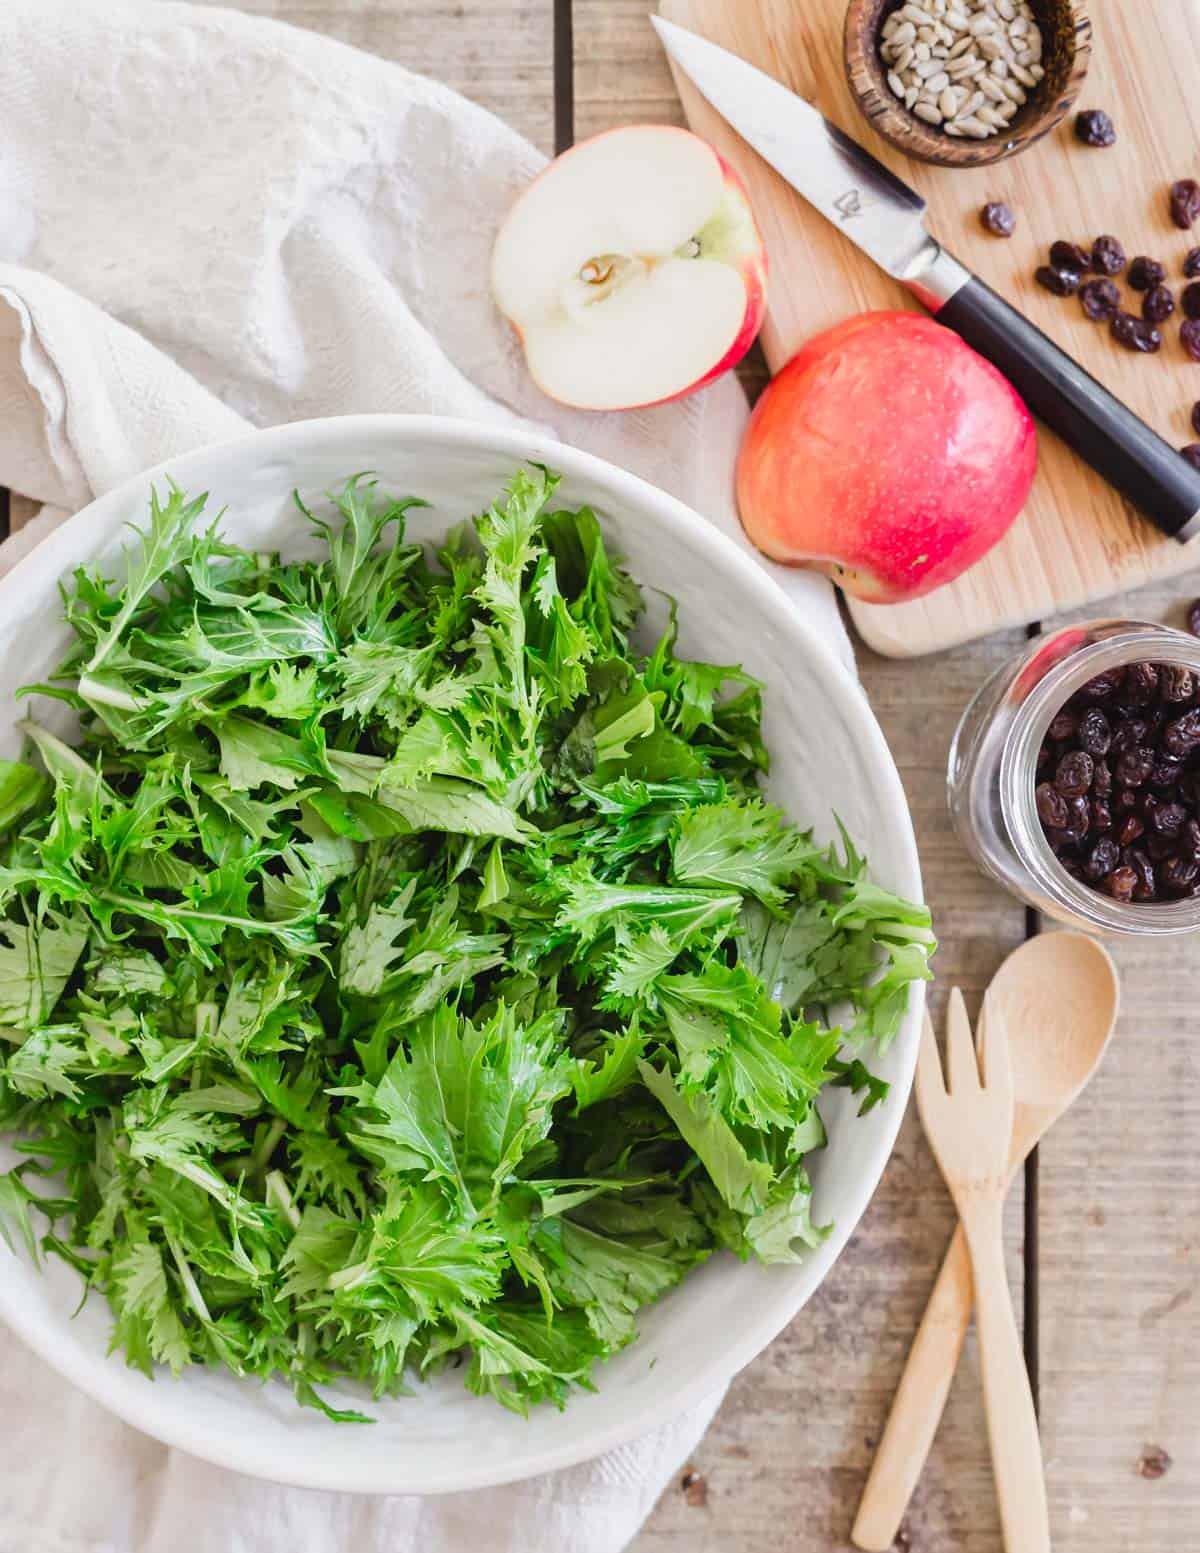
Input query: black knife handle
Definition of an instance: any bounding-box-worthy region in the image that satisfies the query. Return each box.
[931,270,1200,543]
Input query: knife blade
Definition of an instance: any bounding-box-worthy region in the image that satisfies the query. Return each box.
[652,14,1200,545]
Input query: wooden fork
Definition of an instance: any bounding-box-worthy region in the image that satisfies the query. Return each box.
[915,991,1051,1553]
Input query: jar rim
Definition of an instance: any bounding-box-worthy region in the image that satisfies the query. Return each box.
[999,625,1200,935]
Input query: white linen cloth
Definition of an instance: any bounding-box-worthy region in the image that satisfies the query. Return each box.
[0,2,847,1549]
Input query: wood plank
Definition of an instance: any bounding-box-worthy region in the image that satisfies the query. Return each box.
[9,494,38,533]
[658,0,1200,658]
[185,0,556,155]
[573,5,1030,1547]
[1033,574,1200,1549]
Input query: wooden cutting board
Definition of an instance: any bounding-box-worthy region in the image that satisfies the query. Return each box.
[659,0,1200,657]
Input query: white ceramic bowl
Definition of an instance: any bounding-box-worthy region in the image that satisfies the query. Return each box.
[0,415,924,1495]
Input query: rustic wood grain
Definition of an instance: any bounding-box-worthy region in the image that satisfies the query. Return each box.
[9,494,38,533]
[657,0,1200,658]
[186,0,557,155]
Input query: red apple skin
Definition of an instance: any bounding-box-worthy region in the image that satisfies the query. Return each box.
[736,311,1038,602]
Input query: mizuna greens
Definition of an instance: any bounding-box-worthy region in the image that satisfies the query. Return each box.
[0,468,933,1417]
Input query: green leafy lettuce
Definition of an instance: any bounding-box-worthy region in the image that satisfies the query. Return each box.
[0,467,932,1418]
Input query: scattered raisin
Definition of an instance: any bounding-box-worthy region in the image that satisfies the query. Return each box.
[1181,319,1200,362]
[1143,285,1176,323]
[1116,787,1139,813]
[1079,278,1120,321]
[1074,110,1116,147]
[1080,668,1124,700]
[1115,745,1155,786]
[1077,707,1112,757]
[981,201,1016,237]
[1111,312,1162,352]
[1170,178,1200,230]
[1183,818,1200,855]
[1152,801,1188,836]
[1050,240,1091,273]
[1091,235,1126,276]
[1036,781,1070,828]
[1164,708,1200,755]
[1185,248,1200,279]
[1090,798,1113,834]
[1128,256,1165,291]
[1093,759,1113,795]
[1160,664,1194,701]
[1084,837,1119,879]
[1127,849,1156,901]
[1062,793,1090,839]
[1149,752,1184,789]
[1126,662,1160,703]
[1036,264,1080,297]
[1103,866,1137,901]
[1181,445,1200,472]
[1117,813,1146,846]
[1048,708,1078,741]
[1055,749,1094,795]
[1112,717,1149,752]
[1182,282,1200,320]
[1162,854,1200,893]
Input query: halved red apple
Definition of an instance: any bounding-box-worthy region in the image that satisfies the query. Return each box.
[491,125,767,411]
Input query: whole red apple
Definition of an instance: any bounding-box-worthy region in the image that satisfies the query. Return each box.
[736,311,1037,603]
[492,125,767,411]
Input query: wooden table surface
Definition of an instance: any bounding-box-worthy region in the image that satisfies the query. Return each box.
[9,2,1197,1547]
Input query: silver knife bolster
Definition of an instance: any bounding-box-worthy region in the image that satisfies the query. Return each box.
[901,244,972,314]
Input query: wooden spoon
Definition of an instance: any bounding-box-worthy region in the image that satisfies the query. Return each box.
[853,932,1119,1551]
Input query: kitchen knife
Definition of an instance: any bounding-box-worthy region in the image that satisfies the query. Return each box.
[652,14,1200,544]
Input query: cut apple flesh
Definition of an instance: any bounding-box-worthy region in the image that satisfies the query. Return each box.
[492,126,764,411]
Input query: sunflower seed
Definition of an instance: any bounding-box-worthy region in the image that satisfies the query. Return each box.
[878,0,1043,139]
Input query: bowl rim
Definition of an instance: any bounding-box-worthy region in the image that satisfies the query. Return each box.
[0,411,925,1494]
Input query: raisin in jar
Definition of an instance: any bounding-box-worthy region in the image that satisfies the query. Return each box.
[948,620,1200,934]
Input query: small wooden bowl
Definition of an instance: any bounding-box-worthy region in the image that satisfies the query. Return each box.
[844,0,1092,167]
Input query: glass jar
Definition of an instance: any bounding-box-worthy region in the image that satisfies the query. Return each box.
[948,618,1200,936]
